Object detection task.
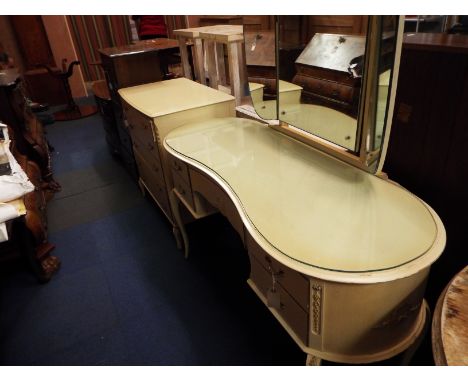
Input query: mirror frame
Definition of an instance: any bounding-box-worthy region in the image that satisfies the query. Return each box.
[269,16,404,174]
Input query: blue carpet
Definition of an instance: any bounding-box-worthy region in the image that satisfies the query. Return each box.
[0,100,304,365]
[0,99,433,366]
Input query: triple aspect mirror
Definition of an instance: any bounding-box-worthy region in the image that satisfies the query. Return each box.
[244,16,403,173]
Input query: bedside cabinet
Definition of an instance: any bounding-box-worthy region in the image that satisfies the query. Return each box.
[118,78,235,226]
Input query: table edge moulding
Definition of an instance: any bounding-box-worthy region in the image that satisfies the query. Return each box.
[163,116,446,365]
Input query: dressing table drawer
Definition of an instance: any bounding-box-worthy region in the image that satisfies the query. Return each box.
[190,169,244,240]
[247,233,309,311]
[250,256,309,344]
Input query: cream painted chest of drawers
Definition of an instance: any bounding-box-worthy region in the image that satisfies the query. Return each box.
[118,78,235,225]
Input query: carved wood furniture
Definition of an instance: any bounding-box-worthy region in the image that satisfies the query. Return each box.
[0,73,60,194]
[0,125,59,282]
[432,266,468,365]
[118,78,235,234]
[98,39,180,180]
[383,33,468,306]
[292,33,365,117]
[163,117,445,365]
[37,59,97,121]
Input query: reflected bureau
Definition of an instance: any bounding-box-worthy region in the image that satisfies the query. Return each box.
[163,117,446,365]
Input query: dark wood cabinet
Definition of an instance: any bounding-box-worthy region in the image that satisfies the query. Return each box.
[98,39,180,180]
[384,33,468,307]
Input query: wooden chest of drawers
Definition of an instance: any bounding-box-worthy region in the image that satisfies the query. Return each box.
[119,78,235,226]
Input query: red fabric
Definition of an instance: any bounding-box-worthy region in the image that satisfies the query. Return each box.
[137,16,167,37]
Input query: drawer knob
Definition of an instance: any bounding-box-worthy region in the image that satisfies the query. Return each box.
[147,143,154,151]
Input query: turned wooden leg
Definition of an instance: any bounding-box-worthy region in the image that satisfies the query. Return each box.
[400,300,431,365]
[306,354,322,366]
[172,226,183,250]
[168,189,189,259]
[138,178,146,197]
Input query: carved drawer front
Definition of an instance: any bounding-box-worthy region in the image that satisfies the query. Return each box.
[250,255,309,344]
[123,104,155,146]
[190,169,244,240]
[134,149,171,217]
[247,233,309,311]
[171,155,191,186]
[173,171,195,210]
[133,137,162,174]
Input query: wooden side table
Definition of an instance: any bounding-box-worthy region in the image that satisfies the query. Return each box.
[199,25,245,105]
[173,26,214,85]
[174,25,247,105]
[432,265,468,365]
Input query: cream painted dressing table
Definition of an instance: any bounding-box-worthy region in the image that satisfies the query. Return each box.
[163,117,445,365]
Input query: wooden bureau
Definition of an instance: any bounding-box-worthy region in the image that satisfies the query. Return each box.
[118,78,235,227]
[292,33,365,117]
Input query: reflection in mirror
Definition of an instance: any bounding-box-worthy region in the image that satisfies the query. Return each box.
[373,17,398,152]
[277,16,369,151]
[244,28,277,120]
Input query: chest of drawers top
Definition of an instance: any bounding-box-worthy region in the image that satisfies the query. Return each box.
[118,78,235,119]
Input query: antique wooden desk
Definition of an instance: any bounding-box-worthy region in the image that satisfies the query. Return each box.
[118,78,235,230]
[163,117,445,365]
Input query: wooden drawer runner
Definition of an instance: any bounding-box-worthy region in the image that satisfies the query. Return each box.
[134,149,171,218]
[190,169,244,240]
[250,255,309,344]
[246,233,309,311]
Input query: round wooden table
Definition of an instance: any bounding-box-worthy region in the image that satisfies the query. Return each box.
[432,265,468,365]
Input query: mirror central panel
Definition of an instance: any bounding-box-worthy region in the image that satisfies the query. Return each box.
[277,16,369,151]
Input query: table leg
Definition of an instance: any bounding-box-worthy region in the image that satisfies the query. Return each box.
[193,38,206,85]
[227,41,241,105]
[205,40,219,90]
[177,36,193,80]
[215,43,226,87]
[169,189,189,259]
